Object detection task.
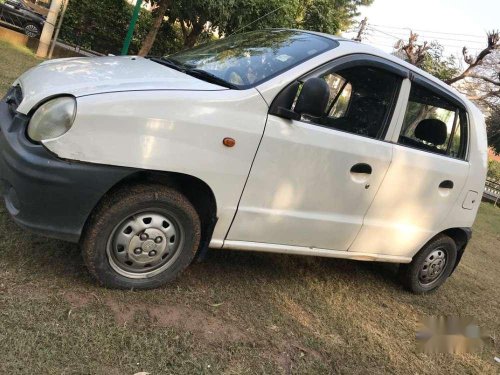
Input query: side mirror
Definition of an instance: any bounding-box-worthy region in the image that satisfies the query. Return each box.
[294,77,330,119]
[273,78,330,121]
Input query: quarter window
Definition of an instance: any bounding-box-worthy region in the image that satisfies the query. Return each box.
[398,84,467,159]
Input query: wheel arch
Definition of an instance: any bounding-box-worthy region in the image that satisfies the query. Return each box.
[83,170,218,254]
[441,227,471,272]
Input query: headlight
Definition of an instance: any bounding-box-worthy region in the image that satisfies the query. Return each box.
[27,96,76,142]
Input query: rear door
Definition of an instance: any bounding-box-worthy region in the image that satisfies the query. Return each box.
[226,56,408,251]
[349,78,470,257]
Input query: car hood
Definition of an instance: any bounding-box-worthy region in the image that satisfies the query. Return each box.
[15,56,225,113]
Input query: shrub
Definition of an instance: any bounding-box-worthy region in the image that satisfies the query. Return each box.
[488,159,500,181]
[59,0,182,56]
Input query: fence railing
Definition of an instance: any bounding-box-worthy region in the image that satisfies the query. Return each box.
[483,178,500,207]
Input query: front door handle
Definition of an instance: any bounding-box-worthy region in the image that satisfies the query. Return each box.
[350,163,372,174]
[439,180,454,189]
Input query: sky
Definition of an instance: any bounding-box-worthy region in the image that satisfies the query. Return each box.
[341,0,500,58]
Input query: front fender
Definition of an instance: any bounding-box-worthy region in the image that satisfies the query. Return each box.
[42,88,269,244]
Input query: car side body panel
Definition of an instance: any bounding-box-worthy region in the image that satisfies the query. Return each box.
[42,89,269,246]
[253,41,487,259]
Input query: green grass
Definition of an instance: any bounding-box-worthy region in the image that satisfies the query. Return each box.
[0,40,499,374]
[0,40,41,95]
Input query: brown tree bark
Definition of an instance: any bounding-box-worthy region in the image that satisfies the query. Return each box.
[400,31,429,67]
[138,0,170,56]
[180,19,204,49]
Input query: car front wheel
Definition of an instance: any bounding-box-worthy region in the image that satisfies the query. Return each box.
[399,234,457,293]
[82,184,201,289]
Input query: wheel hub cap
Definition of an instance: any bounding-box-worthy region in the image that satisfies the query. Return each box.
[418,248,447,285]
[128,228,166,265]
[25,25,38,37]
[107,212,181,278]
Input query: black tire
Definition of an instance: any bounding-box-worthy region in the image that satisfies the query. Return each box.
[82,184,201,290]
[24,23,41,38]
[399,234,457,293]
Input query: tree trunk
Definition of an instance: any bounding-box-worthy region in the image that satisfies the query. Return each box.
[181,20,204,49]
[184,31,200,48]
[138,0,170,56]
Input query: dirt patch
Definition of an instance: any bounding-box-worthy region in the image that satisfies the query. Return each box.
[106,298,246,343]
[64,291,94,309]
[63,291,246,343]
[270,341,325,375]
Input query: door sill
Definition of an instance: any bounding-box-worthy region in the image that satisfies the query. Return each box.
[221,240,411,263]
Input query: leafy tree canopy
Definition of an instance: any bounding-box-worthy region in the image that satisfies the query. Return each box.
[170,0,373,48]
[487,105,500,154]
[60,0,181,55]
[420,42,460,82]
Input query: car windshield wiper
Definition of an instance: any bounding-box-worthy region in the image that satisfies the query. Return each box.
[148,57,185,72]
[185,68,238,89]
[148,58,237,89]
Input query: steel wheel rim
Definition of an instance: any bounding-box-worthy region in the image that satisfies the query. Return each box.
[418,248,447,286]
[106,210,184,279]
[25,25,39,38]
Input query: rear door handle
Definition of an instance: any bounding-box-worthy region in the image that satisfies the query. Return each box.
[350,163,372,174]
[439,180,454,189]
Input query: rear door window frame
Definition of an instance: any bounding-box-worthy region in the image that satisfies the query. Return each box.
[395,74,470,161]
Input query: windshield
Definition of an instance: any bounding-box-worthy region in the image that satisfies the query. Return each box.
[167,30,338,89]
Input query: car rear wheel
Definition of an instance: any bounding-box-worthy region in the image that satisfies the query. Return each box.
[399,234,457,293]
[82,184,201,289]
[24,23,41,38]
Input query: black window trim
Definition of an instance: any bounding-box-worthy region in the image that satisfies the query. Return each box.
[410,73,467,111]
[269,53,408,142]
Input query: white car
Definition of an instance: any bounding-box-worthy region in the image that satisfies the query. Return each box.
[0,29,487,292]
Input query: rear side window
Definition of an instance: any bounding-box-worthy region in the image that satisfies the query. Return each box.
[398,84,468,159]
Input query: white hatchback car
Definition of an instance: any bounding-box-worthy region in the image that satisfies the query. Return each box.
[0,30,487,292]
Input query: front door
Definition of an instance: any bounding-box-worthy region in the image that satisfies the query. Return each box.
[227,62,405,250]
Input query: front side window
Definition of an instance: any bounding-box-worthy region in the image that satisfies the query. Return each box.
[167,30,338,89]
[398,84,467,159]
[297,65,401,139]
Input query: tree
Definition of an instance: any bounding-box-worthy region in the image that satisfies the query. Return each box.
[395,30,500,152]
[60,0,181,56]
[301,0,373,35]
[445,31,500,86]
[60,0,132,54]
[394,31,430,67]
[139,0,374,52]
[139,0,171,56]
[487,105,500,154]
[420,42,460,82]
[169,0,235,48]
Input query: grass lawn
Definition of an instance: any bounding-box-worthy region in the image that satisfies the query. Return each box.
[0,40,499,374]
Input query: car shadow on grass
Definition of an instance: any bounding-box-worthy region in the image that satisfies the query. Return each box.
[0,207,402,292]
[190,248,403,291]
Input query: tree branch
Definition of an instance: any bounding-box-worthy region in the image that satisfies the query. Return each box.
[180,20,188,39]
[468,74,500,86]
[466,90,500,101]
[445,30,499,85]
